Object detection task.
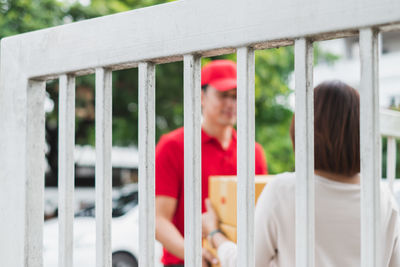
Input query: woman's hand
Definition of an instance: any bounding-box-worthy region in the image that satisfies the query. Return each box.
[202,199,219,237]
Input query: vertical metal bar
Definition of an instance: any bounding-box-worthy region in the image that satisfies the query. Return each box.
[294,38,315,267]
[360,27,381,267]
[138,62,156,267]
[58,74,76,267]
[95,68,113,267]
[387,137,396,192]
[237,46,256,267]
[183,54,202,267]
[26,80,46,267]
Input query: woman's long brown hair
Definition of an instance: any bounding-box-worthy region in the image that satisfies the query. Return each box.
[290,80,360,176]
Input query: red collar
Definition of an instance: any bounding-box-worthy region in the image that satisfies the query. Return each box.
[201,127,237,145]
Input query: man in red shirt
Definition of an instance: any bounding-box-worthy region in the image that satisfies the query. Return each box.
[155,60,268,267]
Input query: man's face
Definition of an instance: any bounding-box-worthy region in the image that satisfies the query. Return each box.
[201,86,237,126]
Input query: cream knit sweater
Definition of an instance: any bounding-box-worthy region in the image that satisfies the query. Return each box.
[217,173,400,267]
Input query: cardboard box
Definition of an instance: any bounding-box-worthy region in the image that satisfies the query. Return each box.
[220,223,237,243]
[203,175,273,266]
[208,175,273,227]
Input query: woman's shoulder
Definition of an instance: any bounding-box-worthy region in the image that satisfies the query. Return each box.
[268,172,296,189]
[256,172,296,221]
[259,172,296,202]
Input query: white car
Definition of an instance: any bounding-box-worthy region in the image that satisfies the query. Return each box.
[44,186,163,267]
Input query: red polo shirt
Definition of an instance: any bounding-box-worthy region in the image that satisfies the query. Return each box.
[155,127,268,265]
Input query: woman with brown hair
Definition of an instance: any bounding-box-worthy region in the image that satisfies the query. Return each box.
[202,80,400,267]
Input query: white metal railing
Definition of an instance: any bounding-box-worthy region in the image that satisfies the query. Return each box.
[359,28,381,267]
[58,74,75,267]
[183,55,202,266]
[95,68,113,267]
[237,47,256,266]
[0,0,400,267]
[387,137,397,190]
[138,62,156,267]
[294,38,315,266]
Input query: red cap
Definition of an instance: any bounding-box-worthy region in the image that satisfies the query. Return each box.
[201,60,237,91]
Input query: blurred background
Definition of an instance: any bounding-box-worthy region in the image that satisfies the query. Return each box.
[1,1,399,266]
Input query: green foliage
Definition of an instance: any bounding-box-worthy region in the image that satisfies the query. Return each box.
[314,43,341,66]
[382,138,400,179]
[254,48,295,173]
[0,0,65,38]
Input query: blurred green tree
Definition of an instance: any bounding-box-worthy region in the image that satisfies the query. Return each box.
[0,0,64,37]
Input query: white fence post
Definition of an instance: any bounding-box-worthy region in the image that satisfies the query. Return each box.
[26,80,47,267]
[138,62,156,267]
[294,38,315,267]
[237,46,256,267]
[58,74,76,267]
[95,68,113,267]
[360,27,381,267]
[183,54,202,267]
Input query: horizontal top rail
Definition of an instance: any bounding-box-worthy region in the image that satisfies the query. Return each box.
[1,0,400,80]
